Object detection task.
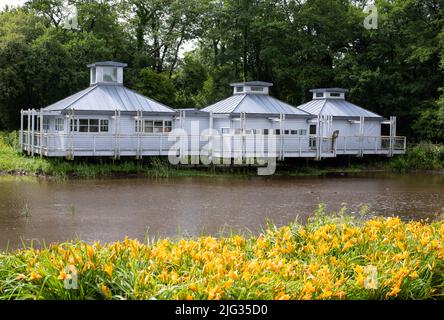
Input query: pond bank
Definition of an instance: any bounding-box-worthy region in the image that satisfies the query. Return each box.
[1,132,443,179]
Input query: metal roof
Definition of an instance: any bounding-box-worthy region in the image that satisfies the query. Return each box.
[202,94,311,116]
[42,84,174,113]
[310,88,349,93]
[230,81,273,87]
[297,99,382,118]
[87,61,128,68]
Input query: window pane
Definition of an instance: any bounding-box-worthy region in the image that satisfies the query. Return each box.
[251,86,264,92]
[102,67,117,82]
[100,120,109,132]
[263,129,269,135]
[79,119,88,132]
[299,129,307,135]
[236,86,243,93]
[284,130,290,135]
[144,120,154,133]
[70,119,78,132]
[275,129,281,135]
[309,125,317,135]
[164,121,172,133]
[291,130,298,135]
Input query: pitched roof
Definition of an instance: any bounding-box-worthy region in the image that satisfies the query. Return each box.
[297,99,382,118]
[42,84,174,113]
[202,94,311,116]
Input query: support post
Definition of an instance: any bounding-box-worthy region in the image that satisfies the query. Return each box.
[31,109,35,157]
[39,109,43,157]
[27,109,31,155]
[20,109,24,152]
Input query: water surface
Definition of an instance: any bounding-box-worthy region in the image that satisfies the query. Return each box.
[0,173,442,249]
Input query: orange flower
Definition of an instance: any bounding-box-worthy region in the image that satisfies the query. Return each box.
[30,271,42,281]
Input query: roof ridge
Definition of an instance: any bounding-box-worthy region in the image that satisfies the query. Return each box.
[267,95,312,116]
[64,85,99,110]
[231,94,249,113]
[124,86,175,112]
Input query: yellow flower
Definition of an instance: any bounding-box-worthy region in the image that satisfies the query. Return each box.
[275,292,290,300]
[58,270,71,281]
[86,244,95,260]
[223,279,234,289]
[30,271,42,281]
[103,264,113,278]
[189,283,197,292]
[228,270,238,280]
[101,284,111,297]
[388,285,401,297]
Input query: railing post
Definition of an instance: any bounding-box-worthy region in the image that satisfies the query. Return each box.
[20,109,24,152]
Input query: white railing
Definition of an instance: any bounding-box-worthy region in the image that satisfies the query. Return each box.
[21,132,407,158]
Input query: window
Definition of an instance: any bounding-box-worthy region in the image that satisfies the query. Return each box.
[74,119,109,133]
[284,130,290,135]
[43,118,49,131]
[55,118,64,132]
[91,68,96,83]
[275,129,281,135]
[137,120,173,133]
[236,86,244,93]
[164,121,172,133]
[245,129,253,135]
[79,119,89,132]
[291,130,298,135]
[89,119,99,133]
[254,129,262,135]
[70,119,78,132]
[316,93,324,98]
[102,67,117,82]
[251,86,264,92]
[330,92,341,97]
[299,129,307,135]
[100,120,109,132]
[309,124,317,135]
[221,128,230,135]
[263,129,269,135]
[234,128,243,135]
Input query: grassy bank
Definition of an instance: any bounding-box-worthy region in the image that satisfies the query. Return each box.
[1,131,443,179]
[0,208,443,300]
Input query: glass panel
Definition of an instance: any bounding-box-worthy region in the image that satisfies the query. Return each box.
[316,93,324,98]
[275,129,281,135]
[144,120,154,133]
[100,120,109,132]
[284,130,290,135]
[263,129,269,135]
[91,67,96,83]
[221,128,230,134]
[79,119,89,132]
[89,119,99,133]
[330,92,341,97]
[153,121,163,133]
[70,119,78,132]
[309,125,317,135]
[254,129,262,135]
[164,121,172,133]
[251,86,264,92]
[291,130,298,135]
[236,86,244,93]
[102,67,117,82]
[299,129,307,135]
[55,118,64,131]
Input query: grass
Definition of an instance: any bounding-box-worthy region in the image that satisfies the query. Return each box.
[1,131,443,179]
[0,206,443,300]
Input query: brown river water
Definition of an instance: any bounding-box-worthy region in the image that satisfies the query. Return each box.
[0,173,443,249]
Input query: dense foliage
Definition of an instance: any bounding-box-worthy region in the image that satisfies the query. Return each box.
[0,0,443,141]
[1,208,443,300]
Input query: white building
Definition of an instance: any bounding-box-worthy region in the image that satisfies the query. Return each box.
[20,62,406,160]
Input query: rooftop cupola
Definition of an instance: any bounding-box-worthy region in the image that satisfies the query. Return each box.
[230,81,273,95]
[310,88,348,100]
[87,61,128,86]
